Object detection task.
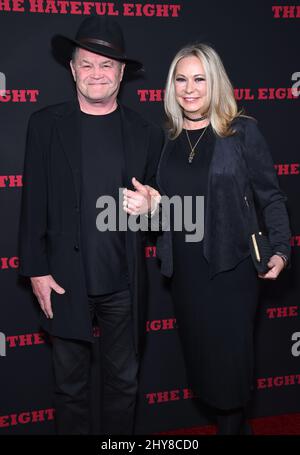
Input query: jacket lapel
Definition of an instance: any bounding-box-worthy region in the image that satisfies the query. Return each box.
[55,101,82,207]
[119,105,148,189]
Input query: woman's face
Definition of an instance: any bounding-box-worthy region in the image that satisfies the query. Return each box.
[174,55,208,118]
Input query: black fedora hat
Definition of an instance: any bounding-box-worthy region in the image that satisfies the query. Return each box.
[52,16,143,71]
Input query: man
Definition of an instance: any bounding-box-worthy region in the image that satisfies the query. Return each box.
[19,16,163,435]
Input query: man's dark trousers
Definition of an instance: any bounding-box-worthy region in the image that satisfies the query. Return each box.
[51,288,138,435]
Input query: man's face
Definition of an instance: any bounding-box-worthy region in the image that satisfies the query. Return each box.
[70,48,125,106]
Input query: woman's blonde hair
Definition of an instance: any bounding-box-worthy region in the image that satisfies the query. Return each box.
[164,43,242,139]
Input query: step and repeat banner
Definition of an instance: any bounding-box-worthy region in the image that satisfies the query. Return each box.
[0,0,299,434]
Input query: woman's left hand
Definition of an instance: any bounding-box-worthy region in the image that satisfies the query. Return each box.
[258,255,286,280]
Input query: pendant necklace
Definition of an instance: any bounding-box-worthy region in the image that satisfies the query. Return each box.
[185,125,208,164]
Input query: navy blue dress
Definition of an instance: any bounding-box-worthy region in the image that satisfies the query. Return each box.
[159,126,259,410]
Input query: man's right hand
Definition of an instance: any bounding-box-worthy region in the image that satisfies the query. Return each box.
[30,275,65,319]
[123,178,161,216]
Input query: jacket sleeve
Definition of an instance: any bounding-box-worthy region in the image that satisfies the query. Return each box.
[243,119,291,262]
[18,113,49,277]
[144,124,165,189]
[142,126,170,233]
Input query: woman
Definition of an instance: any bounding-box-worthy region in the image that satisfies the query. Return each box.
[123,44,291,434]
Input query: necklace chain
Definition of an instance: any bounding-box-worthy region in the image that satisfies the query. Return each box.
[185,125,208,164]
